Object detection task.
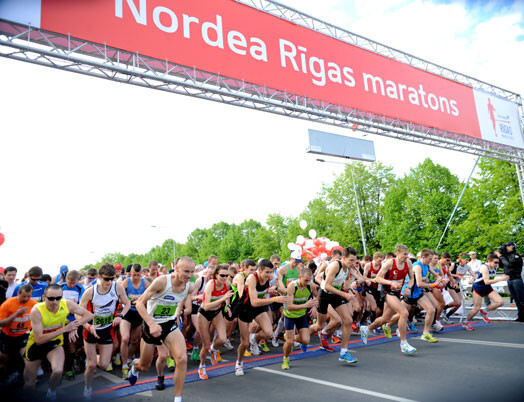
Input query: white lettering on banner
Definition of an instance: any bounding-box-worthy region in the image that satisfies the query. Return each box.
[112,0,464,120]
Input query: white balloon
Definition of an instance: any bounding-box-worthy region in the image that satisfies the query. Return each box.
[325,241,334,250]
[288,242,296,250]
[296,235,305,244]
[299,220,308,230]
[309,229,317,239]
[305,239,314,248]
[321,252,328,260]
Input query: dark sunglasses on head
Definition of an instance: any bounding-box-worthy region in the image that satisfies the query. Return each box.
[218,274,229,278]
[47,296,62,301]
[102,277,115,281]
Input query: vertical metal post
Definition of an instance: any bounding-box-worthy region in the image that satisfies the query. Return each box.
[349,163,367,255]
[436,156,480,251]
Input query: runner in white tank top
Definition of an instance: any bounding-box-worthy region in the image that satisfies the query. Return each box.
[129,257,196,402]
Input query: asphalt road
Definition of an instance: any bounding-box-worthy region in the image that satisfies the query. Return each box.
[5,321,524,402]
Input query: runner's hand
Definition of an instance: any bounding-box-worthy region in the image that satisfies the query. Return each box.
[403,288,411,297]
[500,274,509,281]
[15,307,28,317]
[277,295,292,304]
[305,299,318,308]
[69,329,78,343]
[63,320,80,333]
[343,292,353,301]
[149,323,162,338]
[113,316,122,327]
[89,324,101,339]
[268,286,277,295]
[222,290,234,301]
[391,282,402,290]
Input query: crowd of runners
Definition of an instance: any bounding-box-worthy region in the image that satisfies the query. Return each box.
[0,245,513,401]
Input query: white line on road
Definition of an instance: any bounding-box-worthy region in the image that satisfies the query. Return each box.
[432,338,524,349]
[253,367,419,402]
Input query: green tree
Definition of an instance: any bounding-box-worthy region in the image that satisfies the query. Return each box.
[378,158,461,253]
[447,158,524,258]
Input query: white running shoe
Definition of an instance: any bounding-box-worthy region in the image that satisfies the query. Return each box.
[83,387,92,400]
[224,339,234,350]
[249,334,260,355]
[37,367,44,377]
[432,322,443,333]
[400,342,417,355]
[395,329,401,337]
[271,337,279,348]
[235,363,244,376]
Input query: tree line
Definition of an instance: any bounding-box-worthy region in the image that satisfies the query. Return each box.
[83,157,524,269]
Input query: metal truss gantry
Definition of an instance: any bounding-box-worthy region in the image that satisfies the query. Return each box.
[1,0,524,199]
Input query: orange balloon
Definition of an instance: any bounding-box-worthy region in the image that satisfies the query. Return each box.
[0,233,4,247]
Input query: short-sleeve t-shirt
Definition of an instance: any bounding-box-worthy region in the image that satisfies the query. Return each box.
[13,281,48,302]
[0,297,38,336]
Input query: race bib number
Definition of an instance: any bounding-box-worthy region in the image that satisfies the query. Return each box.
[153,304,176,318]
[94,314,114,326]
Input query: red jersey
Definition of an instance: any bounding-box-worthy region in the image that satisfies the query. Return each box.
[202,279,228,310]
[384,259,409,293]
[367,262,381,289]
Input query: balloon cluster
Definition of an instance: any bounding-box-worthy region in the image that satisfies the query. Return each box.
[287,220,342,264]
[0,232,4,247]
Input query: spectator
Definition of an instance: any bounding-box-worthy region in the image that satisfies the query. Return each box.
[495,242,524,323]
[4,267,18,299]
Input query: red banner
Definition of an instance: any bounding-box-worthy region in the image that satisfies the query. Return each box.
[2,0,522,147]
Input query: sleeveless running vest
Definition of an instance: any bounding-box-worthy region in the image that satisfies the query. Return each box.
[320,260,348,292]
[27,299,69,347]
[384,259,409,293]
[243,272,269,307]
[368,262,381,289]
[283,280,312,319]
[126,278,147,311]
[474,265,497,284]
[147,276,190,324]
[90,282,119,329]
[202,279,228,310]
[193,276,207,306]
[282,265,300,288]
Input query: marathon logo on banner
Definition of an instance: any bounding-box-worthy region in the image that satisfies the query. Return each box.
[473,89,524,149]
[1,0,522,149]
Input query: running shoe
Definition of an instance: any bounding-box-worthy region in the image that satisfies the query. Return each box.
[320,333,335,352]
[432,322,443,333]
[216,350,223,363]
[209,348,218,366]
[339,351,358,364]
[191,347,200,361]
[400,343,417,355]
[395,328,400,337]
[332,335,342,344]
[352,323,359,334]
[440,315,450,324]
[235,363,244,376]
[198,366,208,380]
[382,325,392,339]
[185,341,193,351]
[259,340,270,353]
[271,337,279,348]
[372,327,382,335]
[105,363,113,372]
[281,357,290,370]
[244,349,252,357]
[155,376,165,390]
[225,339,234,350]
[479,309,491,324]
[64,370,75,380]
[250,343,261,356]
[420,333,438,343]
[112,353,122,366]
[46,389,56,401]
[121,366,129,380]
[360,325,369,345]
[300,343,308,353]
[128,359,139,386]
[407,322,418,332]
[293,341,301,349]
[83,387,92,401]
[166,357,175,370]
[462,322,475,331]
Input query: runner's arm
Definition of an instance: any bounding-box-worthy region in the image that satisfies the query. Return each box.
[323,262,349,298]
[136,276,166,327]
[116,283,131,318]
[30,308,73,344]
[375,260,393,286]
[67,299,93,326]
[181,283,195,317]
[481,267,509,285]
[233,273,245,298]
[247,276,290,307]
[78,287,94,329]
[276,266,287,294]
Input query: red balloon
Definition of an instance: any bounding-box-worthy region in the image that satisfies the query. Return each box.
[314,239,322,247]
[0,233,4,247]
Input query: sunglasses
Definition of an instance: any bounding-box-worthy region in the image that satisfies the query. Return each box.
[102,277,115,281]
[218,274,229,278]
[87,276,96,280]
[47,296,62,301]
